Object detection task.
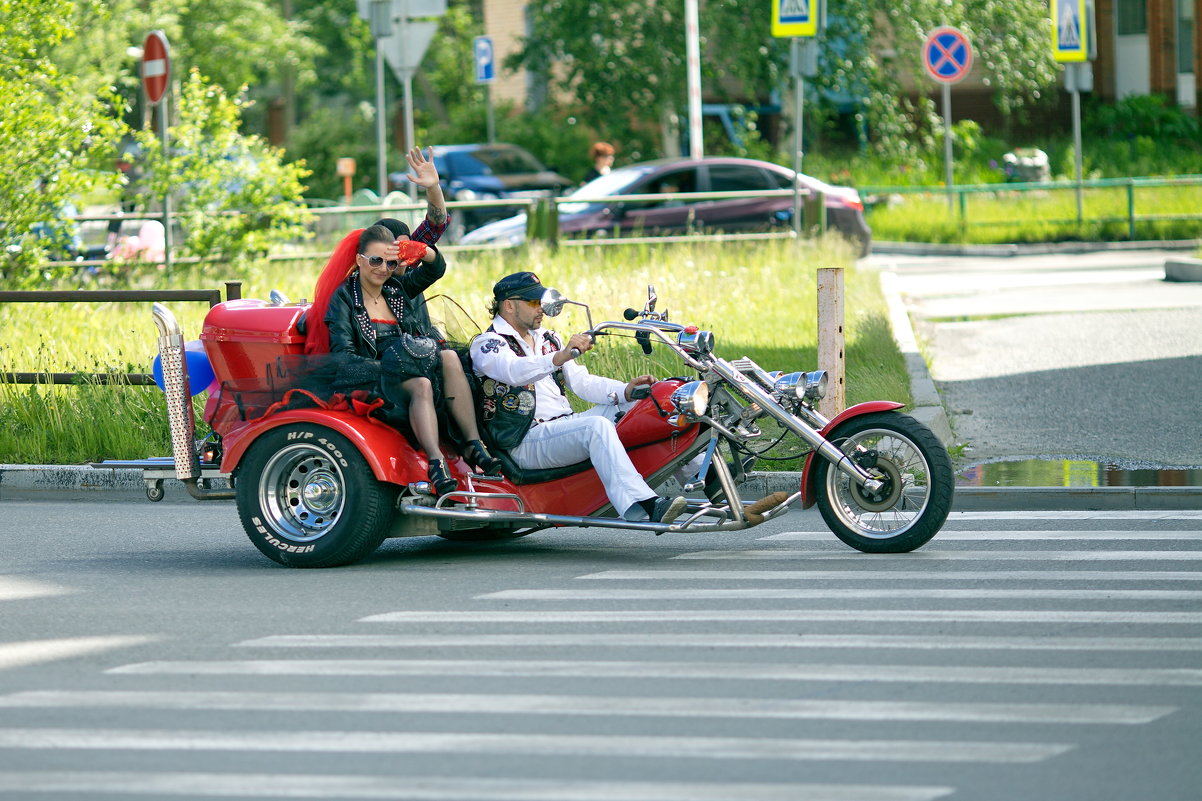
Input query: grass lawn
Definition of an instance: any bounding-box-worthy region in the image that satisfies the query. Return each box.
[0,235,910,464]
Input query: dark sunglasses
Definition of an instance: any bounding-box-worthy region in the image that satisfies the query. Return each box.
[362,254,401,272]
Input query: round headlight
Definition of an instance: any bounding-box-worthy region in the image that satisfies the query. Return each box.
[773,371,804,398]
[670,380,709,419]
[803,370,828,400]
[677,328,715,355]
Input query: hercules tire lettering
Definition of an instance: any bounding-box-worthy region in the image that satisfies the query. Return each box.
[235,423,396,568]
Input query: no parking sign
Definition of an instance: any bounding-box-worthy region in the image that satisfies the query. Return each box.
[922,27,972,84]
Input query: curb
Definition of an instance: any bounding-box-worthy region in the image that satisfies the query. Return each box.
[878,270,954,447]
[5,464,1201,511]
[873,239,1200,258]
[743,473,1202,512]
[1165,257,1202,282]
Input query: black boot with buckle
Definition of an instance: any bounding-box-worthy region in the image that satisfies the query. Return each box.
[463,439,502,475]
[426,459,458,496]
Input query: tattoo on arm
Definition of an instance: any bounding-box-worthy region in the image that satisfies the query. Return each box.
[427,204,448,226]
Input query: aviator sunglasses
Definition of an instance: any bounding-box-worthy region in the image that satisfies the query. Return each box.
[361,254,402,272]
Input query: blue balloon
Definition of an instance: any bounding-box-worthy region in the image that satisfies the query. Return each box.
[151,340,216,396]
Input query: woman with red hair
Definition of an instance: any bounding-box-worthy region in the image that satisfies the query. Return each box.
[304,223,500,496]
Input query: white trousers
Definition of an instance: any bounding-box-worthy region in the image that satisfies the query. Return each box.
[510,403,654,518]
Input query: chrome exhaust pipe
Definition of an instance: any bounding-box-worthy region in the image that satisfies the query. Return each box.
[152,303,199,481]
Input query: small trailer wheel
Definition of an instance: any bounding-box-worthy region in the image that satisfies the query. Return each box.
[146,480,165,502]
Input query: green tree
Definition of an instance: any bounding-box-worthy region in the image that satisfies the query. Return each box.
[48,0,321,141]
[133,70,313,264]
[0,0,126,286]
[508,0,1059,164]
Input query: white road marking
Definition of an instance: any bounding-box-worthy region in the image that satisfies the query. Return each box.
[0,728,1072,763]
[578,569,1202,581]
[231,633,1202,652]
[947,511,1202,520]
[0,636,153,671]
[478,588,1202,600]
[761,531,1202,541]
[0,690,1172,725]
[674,550,1202,561]
[0,771,955,801]
[106,659,1202,686]
[0,576,70,602]
[360,609,1202,624]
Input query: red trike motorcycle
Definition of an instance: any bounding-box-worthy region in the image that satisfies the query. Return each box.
[135,285,953,568]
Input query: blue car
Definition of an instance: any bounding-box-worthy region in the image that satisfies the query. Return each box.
[391,143,573,241]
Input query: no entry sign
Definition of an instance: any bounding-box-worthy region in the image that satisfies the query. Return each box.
[142,31,171,105]
[922,27,972,84]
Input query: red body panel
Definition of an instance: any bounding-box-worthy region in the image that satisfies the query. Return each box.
[202,299,703,518]
[799,401,905,508]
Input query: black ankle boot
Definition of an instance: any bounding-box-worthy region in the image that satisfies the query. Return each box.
[427,459,458,496]
[464,439,502,475]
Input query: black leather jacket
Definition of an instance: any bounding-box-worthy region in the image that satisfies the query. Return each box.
[325,248,446,359]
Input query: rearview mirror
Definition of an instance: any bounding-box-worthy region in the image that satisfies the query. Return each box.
[541,288,567,317]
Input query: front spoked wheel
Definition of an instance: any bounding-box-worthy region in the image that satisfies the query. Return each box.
[814,412,953,553]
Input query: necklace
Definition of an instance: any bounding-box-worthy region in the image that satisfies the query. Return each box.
[363,286,383,303]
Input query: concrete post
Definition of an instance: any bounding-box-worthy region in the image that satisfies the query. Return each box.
[817,266,845,418]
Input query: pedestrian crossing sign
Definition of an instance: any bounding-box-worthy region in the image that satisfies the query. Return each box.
[1052,0,1089,61]
[772,0,818,37]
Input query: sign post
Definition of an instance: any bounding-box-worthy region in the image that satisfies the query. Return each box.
[772,0,822,242]
[922,27,973,211]
[684,0,703,159]
[336,158,356,205]
[358,0,446,201]
[474,36,496,144]
[1053,0,1095,224]
[142,30,173,273]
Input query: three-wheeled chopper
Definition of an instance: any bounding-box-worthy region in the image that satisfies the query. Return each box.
[130,284,953,567]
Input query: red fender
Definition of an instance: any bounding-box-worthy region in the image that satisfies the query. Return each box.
[799,401,905,508]
[220,408,425,486]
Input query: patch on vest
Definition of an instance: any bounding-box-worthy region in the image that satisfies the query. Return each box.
[517,391,535,412]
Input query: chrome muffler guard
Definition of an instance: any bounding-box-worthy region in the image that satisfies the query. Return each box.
[151,303,234,501]
[152,303,199,481]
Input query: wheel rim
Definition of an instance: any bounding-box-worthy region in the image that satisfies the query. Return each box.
[824,427,932,539]
[258,443,347,542]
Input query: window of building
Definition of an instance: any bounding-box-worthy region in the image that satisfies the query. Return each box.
[1116,0,1148,35]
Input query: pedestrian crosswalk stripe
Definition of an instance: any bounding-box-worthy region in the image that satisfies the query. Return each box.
[359,609,1202,624]
[478,588,1202,600]
[106,659,1202,686]
[674,550,1202,561]
[762,531,1202,541]
[233,633,1202,652]
[0,727,1073,763]
[0,690,1173,725]
[579,569,1202,581]
[0,771,955,800]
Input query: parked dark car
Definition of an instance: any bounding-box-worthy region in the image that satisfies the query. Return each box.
[390,143,573,241]
[459,156,872,256]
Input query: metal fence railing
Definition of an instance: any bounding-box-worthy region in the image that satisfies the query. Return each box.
[0,283,242,386]
[859,175,1202,240]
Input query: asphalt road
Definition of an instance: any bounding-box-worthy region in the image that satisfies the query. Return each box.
[866,249,1202,469]
[1,497,1200,800]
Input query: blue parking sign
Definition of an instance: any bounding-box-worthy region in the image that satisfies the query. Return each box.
[474,36,494,83]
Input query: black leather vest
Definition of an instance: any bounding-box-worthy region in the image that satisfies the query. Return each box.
[479,328,566,450]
